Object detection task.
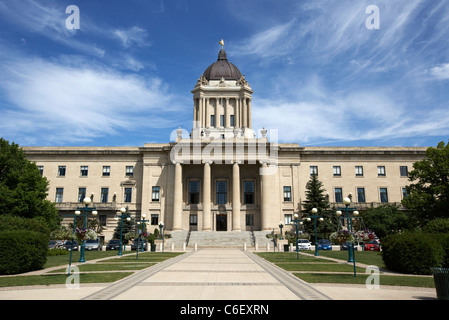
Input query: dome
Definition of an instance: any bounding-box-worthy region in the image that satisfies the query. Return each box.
[203,49,242,81]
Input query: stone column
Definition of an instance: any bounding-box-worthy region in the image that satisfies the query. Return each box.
[193,98,197,127]
[202,161,212,231]
[242,98,247,128]
[225,98,229,128]
[248,98,252,128]
[205,98,210,127]
[260,161,270,230]
[172,161,183,230]
[140,164,151,218]
[198,97,203,128]
[232,161,241,231]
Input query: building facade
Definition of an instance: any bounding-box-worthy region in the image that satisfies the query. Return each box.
[23,47,427,241]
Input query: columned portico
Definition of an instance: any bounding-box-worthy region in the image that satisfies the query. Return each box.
[260,161,270,230]
[202,161,212,231]
[232,161,241,231]
[172,161,183,230]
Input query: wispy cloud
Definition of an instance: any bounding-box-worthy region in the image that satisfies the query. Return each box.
[0,49,182,145]
[113,26,151,49]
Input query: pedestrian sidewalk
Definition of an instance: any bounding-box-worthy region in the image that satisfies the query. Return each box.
[0,248,437,300]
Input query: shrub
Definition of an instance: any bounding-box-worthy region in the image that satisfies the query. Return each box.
[422,218,449,234]
[382,232,444,275]
[0,230,49,275]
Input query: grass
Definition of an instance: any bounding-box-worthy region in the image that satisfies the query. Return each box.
[257,251,435,288]
[0,251,184,288]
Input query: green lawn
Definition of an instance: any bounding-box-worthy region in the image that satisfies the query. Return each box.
[0,251,184,288]
[257,251,435,288]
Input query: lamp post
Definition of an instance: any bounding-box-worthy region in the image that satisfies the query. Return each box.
[292,214,303,260]
[66,213,78,276]
[159,221,165,252]
[308,208,324,256]
[337,197,359,277]
[279,221,284,240]
[136,214,150,259]
[76,197,97,263]
[115,207,131,256]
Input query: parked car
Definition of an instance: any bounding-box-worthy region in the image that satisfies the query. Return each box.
[85,239,102,251]
[64,240,79,251]
[48,240,57,249]
[131,239,148,251]
[297,239,312,250]
[317,239,333,250]
[364,240,381,251]
[106,239,121,250]
[340,242,358,251]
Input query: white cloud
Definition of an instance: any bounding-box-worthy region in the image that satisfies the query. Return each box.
[0,53,182,145]
[429,63,449,80]
[114,26,151,48]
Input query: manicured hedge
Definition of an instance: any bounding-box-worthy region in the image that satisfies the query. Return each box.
[0,230,49,275]
[382,232,444,275]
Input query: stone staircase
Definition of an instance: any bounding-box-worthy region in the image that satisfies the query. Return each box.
[165,230,274,248]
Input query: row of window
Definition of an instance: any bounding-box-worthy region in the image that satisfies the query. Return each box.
[310,165,408,177]
[39,165,134,177]
[55,184,406,205]
[209,115,236,127]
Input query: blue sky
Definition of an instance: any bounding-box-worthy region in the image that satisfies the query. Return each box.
[0,0,448,147]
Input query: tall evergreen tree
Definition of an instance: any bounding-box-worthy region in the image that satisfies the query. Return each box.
[301,174,338,240]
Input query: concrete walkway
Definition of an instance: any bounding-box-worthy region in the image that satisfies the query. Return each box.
[0,248,437,300]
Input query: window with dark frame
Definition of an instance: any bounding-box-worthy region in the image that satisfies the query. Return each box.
[333,166,341,177]
[355,166,364,176]
[126,166,134,177]
[310,166,318,176]
[102,166,110,177]
[78,188,86,202]
[58,166,66,176]
[246,214,254,226]
[80,165,88,176]
[189,181,200,204]
[151,214,158,225]
[124,188,132,203]
[55,188,64,203]
[400,166,408,177]
[357,187,366,203]
[377,166,386,176]
[216,181,227,204]
[152,186,160,201]
[380,188,388,203]
[101,188,109,203]
[334,187,343,203]
[244,181,255,204]
[283,186,291,202]
[190,214,198,226]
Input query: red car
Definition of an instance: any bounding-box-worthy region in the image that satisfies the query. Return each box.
[364,240,381,251]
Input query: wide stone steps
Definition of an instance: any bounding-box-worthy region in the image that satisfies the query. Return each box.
[166,230,274,248]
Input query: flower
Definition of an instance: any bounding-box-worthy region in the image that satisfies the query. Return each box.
[74,228,97,241]
[354,229,376,242]
[330,230,354,244]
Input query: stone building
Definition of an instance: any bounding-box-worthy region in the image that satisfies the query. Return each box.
[23,46,427,243]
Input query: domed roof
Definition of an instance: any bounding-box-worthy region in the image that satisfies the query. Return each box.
[203,49,242,81]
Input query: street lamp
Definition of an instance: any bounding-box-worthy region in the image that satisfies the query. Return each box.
[337,197,359,277]
[159,221,165,252]
[136,214,150,259]
[292,214,303,260]
[76,197,97,263]
[279,221,284,240]
[308,208,323,256]
[115,207,131,256]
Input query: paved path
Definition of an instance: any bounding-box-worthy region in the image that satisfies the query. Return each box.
[0,248,437,300]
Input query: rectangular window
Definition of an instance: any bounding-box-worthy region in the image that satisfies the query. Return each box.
[80,166,88,176]
[101,188,109,203]
[333,166,341,177]
[334,188,343,203]
[102,166,110,177]
[244,181,255,204]
[124,188,132,203]
[357,187,366,203]
[230,115,235,127]
[355,166,364,177]
[380,188,388,203]
[189,181,200,204]
[58,166,66,176]
[246,214,254,226]
[283,186,292,202]
[220,115,225,127]
[38,166,44,176]
[310,166,318,176]
[78,188,86,203]
[152,186,160,201]
[284,214,293,225]
[189,214,198,226]
[377,166,386,176]
[151,214,159,225]
[216,181,227,204]
[55,188,64,203]
[400,166,408,177]
[210,115,215,127]
[402,187,408,199]
[125,166,134,177]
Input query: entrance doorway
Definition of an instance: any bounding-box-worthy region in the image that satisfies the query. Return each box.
[216,214,227,231]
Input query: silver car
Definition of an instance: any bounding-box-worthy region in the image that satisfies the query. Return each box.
[84,239,102,251]
[297,239,312,250]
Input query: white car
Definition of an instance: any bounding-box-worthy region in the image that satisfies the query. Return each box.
[297,239,312,250]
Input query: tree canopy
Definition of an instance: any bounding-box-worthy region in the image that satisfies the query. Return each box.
[0,138,59,230]
[402,140,449,225]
